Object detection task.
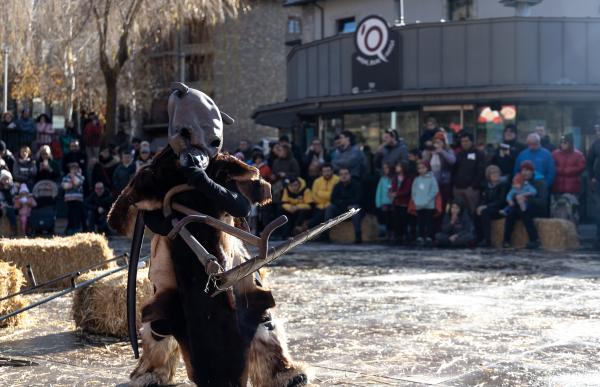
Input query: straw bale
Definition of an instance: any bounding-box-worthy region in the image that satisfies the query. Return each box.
[0,261,28,328]
[330,214,379,243]
[72,268,153,338]
[0,216,12,237]
[491,218,579,250]
[0,233,115,289]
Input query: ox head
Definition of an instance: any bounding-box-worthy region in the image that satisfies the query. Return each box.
[168,82,234,169]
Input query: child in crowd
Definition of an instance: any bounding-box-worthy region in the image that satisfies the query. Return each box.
[12,145,37,188]
[251,151,272,182]
[411,160,439,246]
[375,162,394,239]
[390,161,414,244]
[13,183,37,236]
[435,200,475,247]
[62,162,85,235]
[500,173,537,216]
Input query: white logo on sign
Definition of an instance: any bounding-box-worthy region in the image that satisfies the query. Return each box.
[354,15,395,67]
[356,16,389,62]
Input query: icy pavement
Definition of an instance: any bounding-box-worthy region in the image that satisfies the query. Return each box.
[1,242,600,386]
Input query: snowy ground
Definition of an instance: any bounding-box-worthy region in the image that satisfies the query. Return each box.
[1,241,600,386]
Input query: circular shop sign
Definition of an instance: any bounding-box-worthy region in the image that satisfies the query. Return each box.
[355,15,390,62]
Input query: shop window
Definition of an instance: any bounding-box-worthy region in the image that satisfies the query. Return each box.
[337,17,356,34]
[448,0,474,21]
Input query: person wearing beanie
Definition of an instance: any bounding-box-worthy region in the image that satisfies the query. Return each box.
[551,133,586,196]
[452,131,486,214]
[502,124,526,155]
[475,164,509,247]
[502,160,546,249]
[280,176,313,238]
[422,130,456,214]
[513,133,556,186]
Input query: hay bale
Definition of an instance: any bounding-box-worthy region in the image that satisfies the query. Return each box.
[0,233,115,289]
[0,261,28,328]
[0,216,12,237]
[491,218,579,250]
[72,268,153,338]
[330,213,379,243]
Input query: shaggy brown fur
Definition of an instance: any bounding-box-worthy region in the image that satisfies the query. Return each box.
[108,146,308,386]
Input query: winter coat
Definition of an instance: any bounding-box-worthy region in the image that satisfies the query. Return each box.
[490,151,516,179]
[452,148,486,190]
[12,158,37,186]
[528,178,549,218]
[112,162,136,194]
[375,176,393,208]
[311,175,339,209]
[271,154,300,180]
[1,151,16,173]
[541,135,556,152]
[422,148,456,186]
[36,123,54,145]
[411,172,439,210]
[587,137,600,181]
[552,148,586,194]
[35,158,61,182]
[62,173,84,202]
[332,145,366,179]
[391,174,414,207]
[374,141,408,171]
[17,117,35,133]
[92,155,119,194]
[85,190,114,214]
[281,177,313,212]
[83,122,103,148]
[514,147,556,187]
[331,179,362,209]
[440,212,474,237]
[479,181,509,213]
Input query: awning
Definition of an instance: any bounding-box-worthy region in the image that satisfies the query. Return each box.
[253,85,600,128]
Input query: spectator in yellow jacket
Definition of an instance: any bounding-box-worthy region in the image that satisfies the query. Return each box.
[308,163,339,228]
[281,176,313,238]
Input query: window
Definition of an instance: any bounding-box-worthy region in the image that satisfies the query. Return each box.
[185,54,213,83]
[337,17,356,34]
[287,17,301,34]
[448,0,474,21]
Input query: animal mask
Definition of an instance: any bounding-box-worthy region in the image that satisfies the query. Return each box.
[168,82,234,169]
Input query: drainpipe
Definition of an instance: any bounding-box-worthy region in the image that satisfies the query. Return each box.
[394,0,405,26]
[313,1,324,39]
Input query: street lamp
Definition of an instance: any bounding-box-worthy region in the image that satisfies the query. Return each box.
[2,44,9,113]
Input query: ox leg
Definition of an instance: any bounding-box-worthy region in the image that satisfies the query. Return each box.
[129,322,180,387]
[247,315,311,387]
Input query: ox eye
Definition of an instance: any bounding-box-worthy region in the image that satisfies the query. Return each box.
[210,139,221,148]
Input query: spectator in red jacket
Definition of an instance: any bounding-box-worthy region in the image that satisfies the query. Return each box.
[552,133,586,196]
[83,113,103,165]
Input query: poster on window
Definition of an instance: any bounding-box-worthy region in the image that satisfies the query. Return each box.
[352,15,400,93]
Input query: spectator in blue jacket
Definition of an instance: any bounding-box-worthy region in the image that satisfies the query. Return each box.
[514,133,556,187]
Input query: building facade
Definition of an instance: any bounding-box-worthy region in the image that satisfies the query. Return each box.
[255,0,600,155]
[142,0,299,151]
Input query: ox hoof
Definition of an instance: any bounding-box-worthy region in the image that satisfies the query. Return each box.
[286,373,308,387]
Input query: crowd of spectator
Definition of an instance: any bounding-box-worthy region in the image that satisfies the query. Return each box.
[0,112,599,250]
[238,119,600,249]
[0,112,148,237]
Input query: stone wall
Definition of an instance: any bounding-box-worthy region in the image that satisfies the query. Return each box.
[212,1,299,151]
